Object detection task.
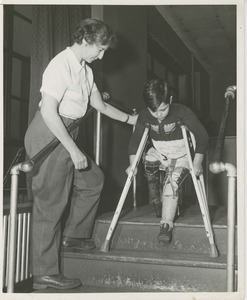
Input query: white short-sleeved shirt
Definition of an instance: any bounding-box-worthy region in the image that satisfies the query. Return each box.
[39,47,98,119]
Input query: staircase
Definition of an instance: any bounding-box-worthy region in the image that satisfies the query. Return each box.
[60,204,237,293]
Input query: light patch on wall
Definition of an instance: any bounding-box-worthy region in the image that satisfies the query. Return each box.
[13,16,32,57]
[11,58,22,97]
[10,98,21,140]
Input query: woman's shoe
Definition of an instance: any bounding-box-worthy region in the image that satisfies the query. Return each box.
[33,273,81,290]
[62,236,96,251]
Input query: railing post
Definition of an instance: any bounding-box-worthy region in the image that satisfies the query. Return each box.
[95,92,110,166]
[209,161,237,292]
[132,109,138,209]
[7,166,20,293]
[95,110,102,166]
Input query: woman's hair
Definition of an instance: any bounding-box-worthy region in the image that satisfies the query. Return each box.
[72,18,117,48]
[143,79,171,112]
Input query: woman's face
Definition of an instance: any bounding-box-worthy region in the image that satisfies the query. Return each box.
[148,102,170,122]
[82,40,109,63]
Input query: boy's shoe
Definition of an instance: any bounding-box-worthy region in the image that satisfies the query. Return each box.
[158,223,172,244]
[152,201,162,218]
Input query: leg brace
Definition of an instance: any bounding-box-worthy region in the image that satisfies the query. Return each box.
[143,158,161,204]
[161,162,190,228]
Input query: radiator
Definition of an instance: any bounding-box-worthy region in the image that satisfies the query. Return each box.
[2,206,32,289]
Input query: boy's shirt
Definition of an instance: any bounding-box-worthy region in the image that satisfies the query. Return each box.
[129,103,209,159]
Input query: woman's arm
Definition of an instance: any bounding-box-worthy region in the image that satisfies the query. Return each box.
[40,93,88,170]
[90,90,138,125]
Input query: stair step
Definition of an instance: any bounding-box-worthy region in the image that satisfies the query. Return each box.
[61,248,231,292]
[62,247,227,268]
[93,205,236,255]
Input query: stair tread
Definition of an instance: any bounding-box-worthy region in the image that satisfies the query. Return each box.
[62,247,229,269]
[96,204,229,228]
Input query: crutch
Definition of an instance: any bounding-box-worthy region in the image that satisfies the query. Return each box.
[101,124,150,252]
[180,125,219,258]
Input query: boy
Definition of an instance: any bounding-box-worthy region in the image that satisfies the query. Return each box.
[126,79,209,244]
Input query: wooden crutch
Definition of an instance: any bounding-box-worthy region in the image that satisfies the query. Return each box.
[180,125,219,257]
[101,125,150,252]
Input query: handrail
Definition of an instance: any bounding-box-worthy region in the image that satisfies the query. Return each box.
[3,147,25,186]
[212,85,236,163]
[209,162,237,292]
[209,85,237,292]
[17,106,95,174]
[5,92,111,177]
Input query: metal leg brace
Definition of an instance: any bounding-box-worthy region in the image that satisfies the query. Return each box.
[181,125,219,257]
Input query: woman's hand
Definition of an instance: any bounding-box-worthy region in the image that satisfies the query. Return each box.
[90,90,139,125]
[127,114,138,126]
[69,146,88,170]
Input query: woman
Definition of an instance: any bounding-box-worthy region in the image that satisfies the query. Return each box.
[25,18,137,290]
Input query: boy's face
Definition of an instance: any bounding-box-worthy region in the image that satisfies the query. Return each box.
[148,102,170,122]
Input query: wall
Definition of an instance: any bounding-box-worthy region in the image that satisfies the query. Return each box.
[96,6,148,211]
[5,5,236,209]
[4,5,32,189]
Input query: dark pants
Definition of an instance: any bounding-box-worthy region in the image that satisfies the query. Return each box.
[24,111,104,275]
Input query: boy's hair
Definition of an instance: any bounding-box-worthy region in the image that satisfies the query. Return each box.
[72,18,117,48]
[143,79,171,112]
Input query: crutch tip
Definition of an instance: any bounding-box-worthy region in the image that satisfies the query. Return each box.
[100,240,110,253]
[210,244,219,258]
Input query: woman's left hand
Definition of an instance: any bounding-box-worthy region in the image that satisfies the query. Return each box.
[127,114,138,126]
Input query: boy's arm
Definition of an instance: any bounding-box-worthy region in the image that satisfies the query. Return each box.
[126,154,137,176]
[181,106,209,154]
[181,106,208,176]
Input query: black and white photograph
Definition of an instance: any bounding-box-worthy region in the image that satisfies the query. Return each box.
[1,1,245,300]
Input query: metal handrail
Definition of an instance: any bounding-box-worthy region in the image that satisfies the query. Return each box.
[209,162,237,292]
[3,147,25,187]
[209,85,237,291]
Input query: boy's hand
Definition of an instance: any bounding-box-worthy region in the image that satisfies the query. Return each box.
[125,165,138,176]
[193,161,203,177]
[192,153,204,177]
